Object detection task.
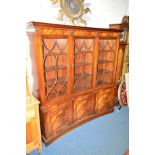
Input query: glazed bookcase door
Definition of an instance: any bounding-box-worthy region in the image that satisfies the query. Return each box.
[42,37,68,100]
[96,38,116,86]
[73,38,94,92]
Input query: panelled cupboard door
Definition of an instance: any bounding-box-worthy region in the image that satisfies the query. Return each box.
[73,38,94,92]
[96,38,117,86]
[95,88,115,113]
[44,101,72,136]
[42,37,69,100]
[73,93,95,121]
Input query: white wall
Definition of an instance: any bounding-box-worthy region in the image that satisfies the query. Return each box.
[26,0,129,28]
[26,0,129,93]
[87,0,129,28]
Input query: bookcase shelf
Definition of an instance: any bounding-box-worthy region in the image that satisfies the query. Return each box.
[74,62,92,67]
[46,77,67,86]
[99,50,115,52]
[74,72,92,78]
[44,65,67,72]
[43,52,67,56]
[98,60,114,64]
[97,69,113,74]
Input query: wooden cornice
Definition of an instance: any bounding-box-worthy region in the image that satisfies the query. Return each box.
[27,21,122,32]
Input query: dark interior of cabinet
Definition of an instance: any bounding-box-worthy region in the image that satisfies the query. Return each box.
[42,38,68,99]
[96,39,116,85]
[74,38,94,92]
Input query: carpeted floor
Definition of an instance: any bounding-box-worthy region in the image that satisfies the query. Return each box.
[27,106,129,155]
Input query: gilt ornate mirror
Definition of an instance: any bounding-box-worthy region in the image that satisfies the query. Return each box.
[51,0,91,26]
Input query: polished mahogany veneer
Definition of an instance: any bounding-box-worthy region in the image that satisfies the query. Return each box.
[27,22,122,145]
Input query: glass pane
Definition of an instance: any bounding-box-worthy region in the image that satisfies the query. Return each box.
[96,39,116,85]
[42,38,68,100]
[74,38,94,92]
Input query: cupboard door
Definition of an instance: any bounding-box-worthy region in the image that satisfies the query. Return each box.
[73,94,95,121]
[95,88,114,113]
[42,37,68,100]
[48,101,72,135]
[73,38,94,92]
[96,38,116,86]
